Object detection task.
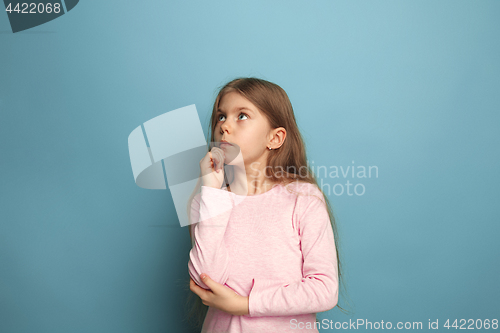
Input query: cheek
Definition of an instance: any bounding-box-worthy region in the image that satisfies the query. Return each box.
[214,126,222,138]
[239,143,262,160]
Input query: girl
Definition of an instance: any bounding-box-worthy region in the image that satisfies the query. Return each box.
[185,77,347,333]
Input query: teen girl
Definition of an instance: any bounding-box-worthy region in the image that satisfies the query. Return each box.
[185,77,345,333]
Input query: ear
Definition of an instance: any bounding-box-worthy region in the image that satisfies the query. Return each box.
[269,127,286,149]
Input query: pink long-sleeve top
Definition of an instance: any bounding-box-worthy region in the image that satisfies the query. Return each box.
[188,181,339,333]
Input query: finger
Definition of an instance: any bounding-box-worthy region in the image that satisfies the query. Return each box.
[217,149,225,168]
[206,152,213,169]
[210,151,219,172]
[212,149,223,172]
[190,279,210,299]
[200,274,219,292]
[215,152,219,171]
[210,151,218,171]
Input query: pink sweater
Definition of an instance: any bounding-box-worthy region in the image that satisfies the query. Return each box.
[188,181,339,333]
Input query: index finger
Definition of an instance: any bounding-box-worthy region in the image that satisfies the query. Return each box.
[212,148,224,171]
[190,278,211,299]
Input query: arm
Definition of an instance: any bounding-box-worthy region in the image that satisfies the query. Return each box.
[188,185,234,290]
[247,194,339,317]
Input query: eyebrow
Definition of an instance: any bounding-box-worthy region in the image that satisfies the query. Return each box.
[216,106,254,114]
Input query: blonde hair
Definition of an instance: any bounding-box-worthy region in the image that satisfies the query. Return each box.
[184,77,351,329]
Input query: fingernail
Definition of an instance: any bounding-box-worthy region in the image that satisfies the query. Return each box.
[200,274,206,279]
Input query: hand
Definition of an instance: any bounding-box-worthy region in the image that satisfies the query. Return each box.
[200,147,225,189]
[189,274,249,316]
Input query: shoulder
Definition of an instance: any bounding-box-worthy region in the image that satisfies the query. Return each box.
[284,180,325,204]
[285,182,331,234]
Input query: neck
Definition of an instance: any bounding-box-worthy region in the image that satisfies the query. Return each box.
[227,162,276,196]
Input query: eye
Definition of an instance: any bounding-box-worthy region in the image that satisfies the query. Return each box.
[217,113,249,122]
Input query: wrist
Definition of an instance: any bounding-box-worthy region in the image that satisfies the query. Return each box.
[242,296,249,315]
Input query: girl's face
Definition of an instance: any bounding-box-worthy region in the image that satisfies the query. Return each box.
[214,91,273,166]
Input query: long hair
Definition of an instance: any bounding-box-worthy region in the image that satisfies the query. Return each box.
[183,77,351,330]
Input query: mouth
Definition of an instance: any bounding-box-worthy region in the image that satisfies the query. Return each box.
[219,141,232,148]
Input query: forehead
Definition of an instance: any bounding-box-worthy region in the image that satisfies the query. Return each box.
[217,92,258,114]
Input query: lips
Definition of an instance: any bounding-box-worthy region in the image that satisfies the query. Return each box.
[219,140,232,147]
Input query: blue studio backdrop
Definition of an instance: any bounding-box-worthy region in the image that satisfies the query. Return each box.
[1,1,499,332]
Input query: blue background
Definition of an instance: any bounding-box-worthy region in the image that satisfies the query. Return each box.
[1,0,499,332]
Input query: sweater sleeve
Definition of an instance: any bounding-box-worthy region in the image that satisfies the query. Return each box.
[247,192,339,317]
[188,185,234,290]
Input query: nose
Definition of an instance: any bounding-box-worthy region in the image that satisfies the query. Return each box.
[220,119,231,134]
